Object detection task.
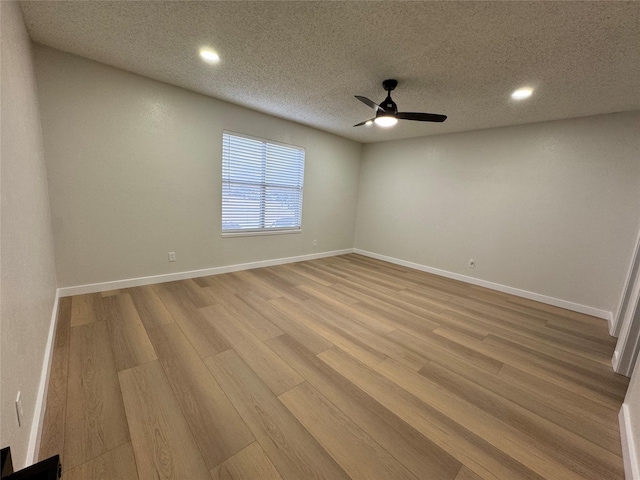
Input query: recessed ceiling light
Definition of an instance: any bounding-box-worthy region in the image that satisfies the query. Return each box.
[511,87,533,100]
[199,49,220,64]
[374,116,398,127]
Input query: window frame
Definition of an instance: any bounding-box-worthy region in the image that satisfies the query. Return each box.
[221,130,305,237]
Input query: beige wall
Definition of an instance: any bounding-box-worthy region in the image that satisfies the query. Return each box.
[0,2,58,468]
[355,112,640,313]
[34,46,362,288]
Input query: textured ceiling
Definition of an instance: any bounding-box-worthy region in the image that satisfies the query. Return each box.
[19,1,640,143]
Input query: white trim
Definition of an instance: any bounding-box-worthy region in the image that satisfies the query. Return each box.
[221,229,301,238]
[24,248,349,465]
[353,249,612,321]
[58,249,353,297]
[223,129,306,152]
[614,229,640,336]
[620,404,640,480]
[59,247,615,319]
[613,349,621,371]
[615,268,640,376]
[28,248,617,466]
[26,289,60,466]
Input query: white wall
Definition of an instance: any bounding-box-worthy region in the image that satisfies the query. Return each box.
[34,46,362,288]
[355,112,640,315]
[0,2,58,468]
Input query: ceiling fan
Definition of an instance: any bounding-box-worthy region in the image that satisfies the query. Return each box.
[354,79,447,127]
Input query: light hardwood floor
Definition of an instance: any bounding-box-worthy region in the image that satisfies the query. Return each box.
[39,254,629,479]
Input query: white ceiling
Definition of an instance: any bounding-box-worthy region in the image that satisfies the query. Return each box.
[19,1,640,144]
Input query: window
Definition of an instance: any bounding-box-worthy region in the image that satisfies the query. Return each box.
[222,132,305,235]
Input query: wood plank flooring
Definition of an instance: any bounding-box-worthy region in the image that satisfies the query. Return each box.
[39,254,628,479]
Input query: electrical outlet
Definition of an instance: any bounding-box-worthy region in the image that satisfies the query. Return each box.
[15,392,23,427]
[468,258,476,268]
[168,252,176,262]
[312,239,318,247]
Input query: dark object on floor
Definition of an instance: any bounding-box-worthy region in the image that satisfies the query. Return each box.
[0,448,60,480]
[1,448,13,477]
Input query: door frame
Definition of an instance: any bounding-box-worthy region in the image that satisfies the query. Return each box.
[613,232,640,377]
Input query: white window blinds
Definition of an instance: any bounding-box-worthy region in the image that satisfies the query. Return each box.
[222,132,305,233]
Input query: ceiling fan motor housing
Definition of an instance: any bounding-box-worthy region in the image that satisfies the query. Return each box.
[380,79,399,114]
[382,79,398,91]
[378,97,398,115]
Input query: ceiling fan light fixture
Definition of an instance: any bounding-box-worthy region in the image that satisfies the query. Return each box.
[511,87,533,100]
[199,48,220,64]
[374,116,398,127]
[365,120,373,126]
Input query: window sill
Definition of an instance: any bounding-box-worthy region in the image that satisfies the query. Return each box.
[221,229,302,238]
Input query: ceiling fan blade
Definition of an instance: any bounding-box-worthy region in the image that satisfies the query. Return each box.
[353,118,376,127]
[397,112,447,122]
[355,96,383,111]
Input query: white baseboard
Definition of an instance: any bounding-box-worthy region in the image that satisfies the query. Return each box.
[353,249,612,321]
[27,248,616,467]
[57,248,613,321]
[23,248,349,466]
[26,289,60,466]
[613,349,621,371]
[610,316,618,337]
[620,404,640,480]
[58,249,353,297]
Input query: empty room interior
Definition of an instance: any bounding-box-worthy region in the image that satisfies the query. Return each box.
[2,1,640,479]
